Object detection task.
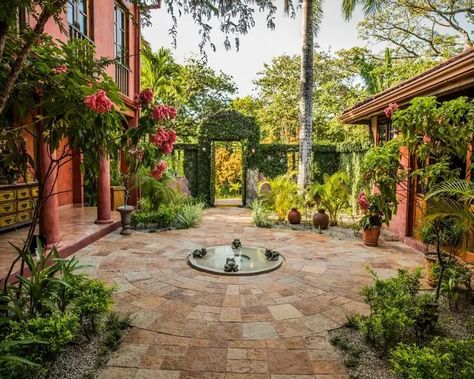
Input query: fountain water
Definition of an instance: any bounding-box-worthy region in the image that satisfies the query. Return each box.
[187,239,284,276]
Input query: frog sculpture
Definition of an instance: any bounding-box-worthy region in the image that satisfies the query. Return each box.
[231,239,242,249]
[224,257,239,272]
[192,248,207,258]
[265,249,280,261]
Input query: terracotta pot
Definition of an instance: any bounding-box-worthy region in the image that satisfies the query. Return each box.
[313,209,329,230]
[362,226,381,246]
[288,208,301,224]
[117,205,134,235]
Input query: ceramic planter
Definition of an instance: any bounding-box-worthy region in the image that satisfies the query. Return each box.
[288,208,301,224]
[362,226,381,246]
[117,205,134,235]
[313,208,329,230]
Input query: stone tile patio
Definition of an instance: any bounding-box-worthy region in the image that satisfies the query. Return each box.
[0,206,120,280]
[74,207,424,379]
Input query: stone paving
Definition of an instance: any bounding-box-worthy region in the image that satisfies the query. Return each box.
[74,207,425,379]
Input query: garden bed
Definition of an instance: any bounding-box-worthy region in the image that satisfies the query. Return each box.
[271,221,399,242]
[37,313,130,379]
[330,290,474,379]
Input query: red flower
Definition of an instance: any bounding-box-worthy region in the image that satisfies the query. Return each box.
[150,160,167,180]
[135,88,154,107]
[52,64,68,74]
[384,102,399,119]
[150,127,176,154]
[151,105,177,122]
[84,89,113,113]
[357,192,370,211]
[140,88,154,104]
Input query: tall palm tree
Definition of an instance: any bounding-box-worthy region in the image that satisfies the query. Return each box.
[285,0,381,188]
[141,46,182,105]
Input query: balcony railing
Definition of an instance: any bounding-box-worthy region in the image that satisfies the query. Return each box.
[115,61,130,96]
[68,24,93,44]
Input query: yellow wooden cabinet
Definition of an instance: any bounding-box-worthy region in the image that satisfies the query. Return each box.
[0,183,38,232]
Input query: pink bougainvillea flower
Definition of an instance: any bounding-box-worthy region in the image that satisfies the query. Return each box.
[357,192,370,211]
[150,160,167,180]
[84,89,113,113]
[52,64,68,74]
[139,88,154,104]
[384,102,399,119]
[150,104,177,122]
[150,127,177,154]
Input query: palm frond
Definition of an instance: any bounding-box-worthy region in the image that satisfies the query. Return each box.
[426,179,474,204]
[342,0,382,21]
[311,0,324,36]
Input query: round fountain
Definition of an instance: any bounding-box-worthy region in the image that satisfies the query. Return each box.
[187,239,284,276]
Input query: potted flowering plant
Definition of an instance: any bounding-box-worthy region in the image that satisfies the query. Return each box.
[116,88,178,235]
[357,192,385,246]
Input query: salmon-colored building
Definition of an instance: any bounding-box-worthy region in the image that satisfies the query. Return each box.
[340,48,474,261]
[0,1,141,246]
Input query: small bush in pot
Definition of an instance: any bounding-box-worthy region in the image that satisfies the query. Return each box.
[357,193,386,246]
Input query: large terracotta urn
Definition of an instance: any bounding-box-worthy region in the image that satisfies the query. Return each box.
[288,208,301,224]
[313,209,329,230]
[362,226,381,246]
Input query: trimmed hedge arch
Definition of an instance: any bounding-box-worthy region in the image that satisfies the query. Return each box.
[173,109,369,207]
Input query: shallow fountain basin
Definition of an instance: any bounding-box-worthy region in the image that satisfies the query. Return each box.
[187,245,284,276]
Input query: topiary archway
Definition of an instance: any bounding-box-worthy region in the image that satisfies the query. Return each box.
[194,109,259,206]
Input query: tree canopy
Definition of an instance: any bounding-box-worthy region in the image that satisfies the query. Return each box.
[358,0,473,59]
[252,51,369,144]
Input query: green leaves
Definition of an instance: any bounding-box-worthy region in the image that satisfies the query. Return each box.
[310,171,350,226]
[391,338,474,379]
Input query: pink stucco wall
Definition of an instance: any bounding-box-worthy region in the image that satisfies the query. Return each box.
[27,1,140,206]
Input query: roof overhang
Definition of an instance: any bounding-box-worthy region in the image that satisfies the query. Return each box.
[340,48,474,125]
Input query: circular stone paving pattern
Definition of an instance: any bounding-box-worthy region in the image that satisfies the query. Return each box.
[80,208,425,378]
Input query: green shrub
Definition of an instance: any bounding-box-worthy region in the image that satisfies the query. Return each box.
[131,207,176,228]
[250,199,273,227]
[132,197,204,229]
[260,174,301,221]
[430,258,472,308]
[71,278,114,331]
[175,202,204,228]
[391,338,474,379]
[104,312,132,351]
[310,171,350,226]
[358,269,437,350]
[4,312,80,374]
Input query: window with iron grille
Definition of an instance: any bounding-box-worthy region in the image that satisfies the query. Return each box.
[67,0,92,40]
[114,5,128,66]
[114,3,129,95]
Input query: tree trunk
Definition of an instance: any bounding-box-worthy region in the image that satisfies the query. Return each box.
[0,21,8,61]
[297,0,314,189]
[0,2,64,116]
